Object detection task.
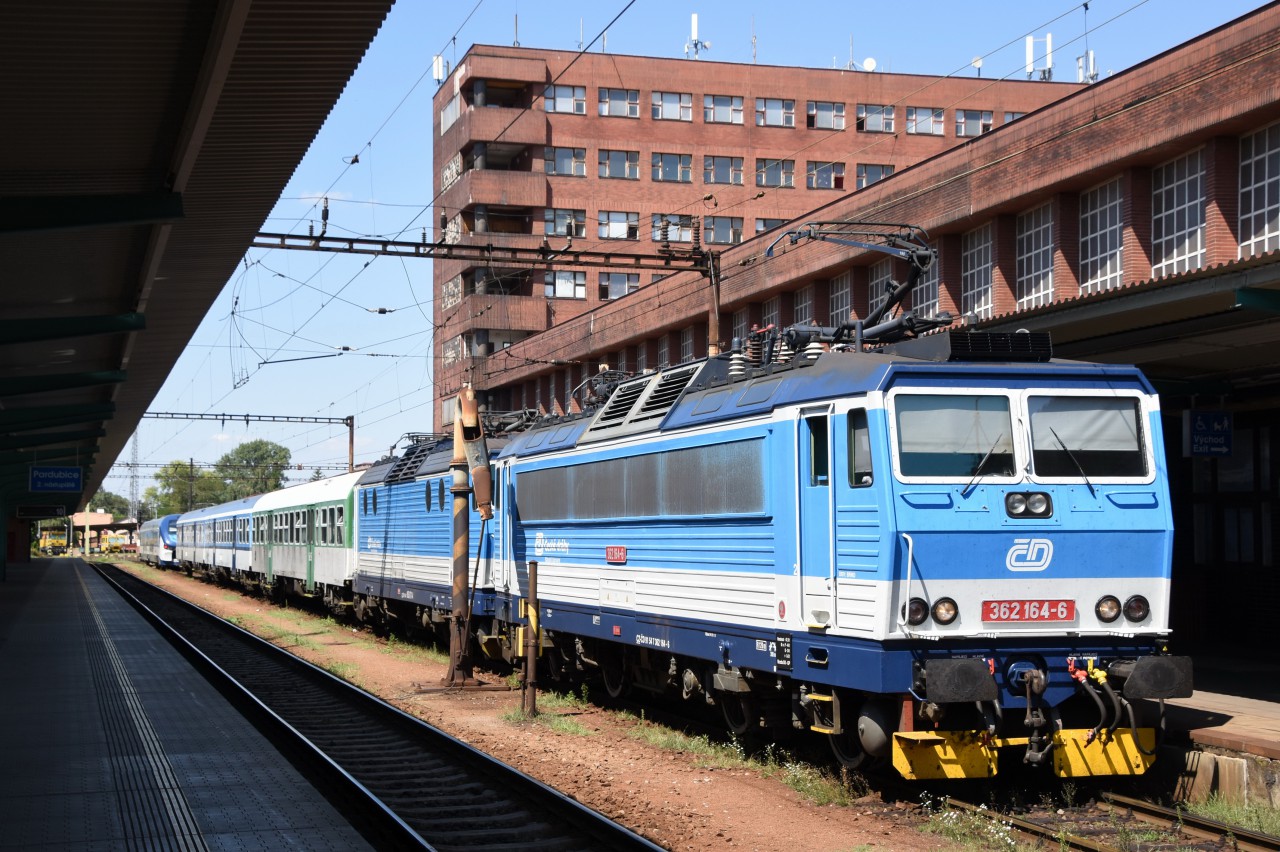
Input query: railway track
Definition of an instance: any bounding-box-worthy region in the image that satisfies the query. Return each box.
[941,791,1280,851]
[96,563,663,852]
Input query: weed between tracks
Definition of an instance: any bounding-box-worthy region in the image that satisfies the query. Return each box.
[1189,793,1280,836]
[919,793,1019,850]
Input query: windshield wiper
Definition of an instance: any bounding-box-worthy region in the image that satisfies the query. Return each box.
[963,433,1004,497]
[1050,427,1096,497]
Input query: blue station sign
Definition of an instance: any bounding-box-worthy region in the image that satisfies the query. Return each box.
[1188,410,1233,457]
[29,465,83,493]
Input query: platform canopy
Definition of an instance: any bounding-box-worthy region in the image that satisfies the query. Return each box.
[0,0,394,518]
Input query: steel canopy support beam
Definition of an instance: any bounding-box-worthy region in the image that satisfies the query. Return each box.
[0,192,184,233]
[0,403,116,433]
[0,370,125,398]
[0,428,105,453]
[0,313,145,344]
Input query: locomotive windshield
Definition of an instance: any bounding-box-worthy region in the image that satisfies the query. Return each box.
[1028,395,1146,477]
[894,394,1015,477]
[891,391,1150,481]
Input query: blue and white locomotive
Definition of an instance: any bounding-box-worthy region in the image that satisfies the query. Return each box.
[138,513,180,568]
[173,223,1191,779]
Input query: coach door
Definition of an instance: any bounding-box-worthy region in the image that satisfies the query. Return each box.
[798,407,836,628]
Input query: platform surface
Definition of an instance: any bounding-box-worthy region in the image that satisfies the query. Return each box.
[0,558,373,851]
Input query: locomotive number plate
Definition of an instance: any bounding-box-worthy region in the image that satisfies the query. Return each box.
[981,599,1075,622]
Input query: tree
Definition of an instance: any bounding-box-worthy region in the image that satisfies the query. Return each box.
[215,439,291,500]
[152,460,228,513]
[309,468,325,482]
[85,489,130,519]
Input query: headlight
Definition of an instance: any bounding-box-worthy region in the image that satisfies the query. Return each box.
[905,597,929,626]
[1005,492,1052,518]
[931,597,959,625]
[1123,595,1150,622]
[1095,595,1121,623]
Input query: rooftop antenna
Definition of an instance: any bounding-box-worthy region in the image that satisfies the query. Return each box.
[513,13,519,47]
[751,16,756,63]
[578,18,583,50]
[685,13,710,60]
[432,54,448,85]
[971,56,983,77]
[1026,33,1053,81]
[1076,50,1097,83]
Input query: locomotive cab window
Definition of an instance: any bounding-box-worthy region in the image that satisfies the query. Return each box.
[805,414,829,486]
[848,408,874,487]
[894,393,1014,478]
[1028,395,1146,478]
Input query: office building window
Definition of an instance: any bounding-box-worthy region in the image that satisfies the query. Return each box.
[652,90,692,121]
[652,152,692,183]
[680,326,695,362]
[1004,111,1026,124]
[544,270,586,299]
[807,101,845,130]
[914,244,939,316]
[1016,203,1054,309]
[598,87,639,117]
[544,85,585,114]
[755,158,794,188]
[598,149,639,179]
[544,208,586,238]
[704,155,743,185]
[598,210,639,240]
[657,336,669,368]
[856,104,894,133]
[1152,149,1205,276]
[544,146,586,176]
[599,272,639,300]
[829,271,852,325]
[793,285,814,324]
[956,109,994,137]
[906,106,945,135]
[807,161,845,190]
[732,308,751,342]
[755,218,785,234]
[856,163,894,189]
[704,94,744,124]
[756,97,795,127]
[868,258,893,317]
[761,296,780,328]
[1080,178,1124,294]
[1241,123,1280,257]
[652,213,693,242]
[705,216,743,245]
[961,223,993,321]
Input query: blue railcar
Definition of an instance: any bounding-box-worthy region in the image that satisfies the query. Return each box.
[175,495,260,580]
[138,514,179,567]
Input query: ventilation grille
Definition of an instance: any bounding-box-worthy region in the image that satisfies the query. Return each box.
[385,440,438,483]
[591,378,648,429]
[631,365,700,423]
[949,331,1053,361]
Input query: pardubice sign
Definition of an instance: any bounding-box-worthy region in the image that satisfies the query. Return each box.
[29,465,83,493]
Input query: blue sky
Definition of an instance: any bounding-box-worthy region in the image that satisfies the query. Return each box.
[102,0,1267,504]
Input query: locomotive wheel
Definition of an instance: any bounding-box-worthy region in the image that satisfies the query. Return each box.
[601,653,630,699]
[826,695,868,771]
[720,693,757,737]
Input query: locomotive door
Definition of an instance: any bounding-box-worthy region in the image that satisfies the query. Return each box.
[798,407,836,627]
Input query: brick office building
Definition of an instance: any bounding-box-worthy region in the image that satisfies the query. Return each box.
[432,45,1080,420]
[435,6,1280,648]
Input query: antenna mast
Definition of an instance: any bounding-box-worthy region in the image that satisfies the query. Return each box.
[685,13,710,60]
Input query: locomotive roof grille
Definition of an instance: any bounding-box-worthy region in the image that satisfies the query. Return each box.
[592,378,648,428]
[630,364,700,423]
[384,440,437,483]
[882,330,1054,362]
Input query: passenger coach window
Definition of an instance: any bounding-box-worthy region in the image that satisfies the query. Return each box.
[1029,396,1146,477]
[895,394,1014,477]
[848,409,874,487]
